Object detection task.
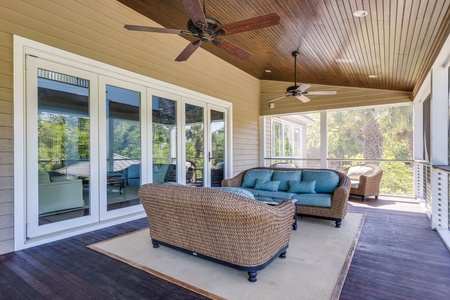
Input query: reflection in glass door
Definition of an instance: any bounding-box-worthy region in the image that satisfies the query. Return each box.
[36,69,91,225]
[185,103,205,186]
[152,96,177,183]
[105,85,141,211]
[210,110,225,186]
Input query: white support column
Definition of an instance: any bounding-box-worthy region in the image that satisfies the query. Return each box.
[430,65,449,229]
[259,116,266,166]
[320,111,328,168]
[413,100,424,198]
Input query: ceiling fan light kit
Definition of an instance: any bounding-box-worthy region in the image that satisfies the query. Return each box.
[267,50,337,104]
[124,0,280,62]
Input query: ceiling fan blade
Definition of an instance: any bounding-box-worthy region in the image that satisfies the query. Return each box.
[296,95,311,103]
[268,94,290,103]
[296,84,311,93]
[175,41,202,62]
[305,91,337,95]
[124,25,192,35]
[213,38,252,60]
[182,0,208,29]
[216,12,280,35]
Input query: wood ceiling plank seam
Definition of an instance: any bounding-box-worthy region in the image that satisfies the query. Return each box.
[344,0,373,88]
[377,0,389,89]
[320,17,356,86]
[372,0,385,89]
[278,0,326,82]
[402,0,434,91]
[327,1,366,87]
[386,0,397,88]
[393,0,413,90]
[364,0,382,89]
[360,0,381,89]
[307,1,359,86]
[340,0,373,88]
[331,2,359,85]
[309,2,352,84]
[391,0,405,89]
[408,0,447,88]
[397,0,421,91]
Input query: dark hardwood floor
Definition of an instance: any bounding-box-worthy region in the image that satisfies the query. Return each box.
[1,195,449,299]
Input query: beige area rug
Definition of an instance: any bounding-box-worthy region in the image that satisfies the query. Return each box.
[88,213,365,300]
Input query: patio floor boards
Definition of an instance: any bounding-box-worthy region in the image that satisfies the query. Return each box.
[0,195,449,299]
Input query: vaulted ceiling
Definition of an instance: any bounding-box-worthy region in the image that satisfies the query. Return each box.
[118,0,450,96]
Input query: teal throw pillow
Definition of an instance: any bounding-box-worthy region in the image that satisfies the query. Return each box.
[302,171,339,193]
[288,180,316,194]
[272,171,302,191]
[242,169,274,188]
[254,179,280,192]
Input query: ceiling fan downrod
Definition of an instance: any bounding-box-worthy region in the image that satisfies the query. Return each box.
[292,50,299,87]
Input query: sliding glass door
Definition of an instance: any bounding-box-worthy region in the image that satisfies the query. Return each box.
[26,58,99,238]
[99,77,146,220]
[24,55,230,241]
[209,108,226,187]
[151,92,180,183]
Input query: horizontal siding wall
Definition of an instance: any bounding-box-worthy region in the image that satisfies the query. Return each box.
[260,80,413,115]
[0,0,260,254]
[0,24,14,253]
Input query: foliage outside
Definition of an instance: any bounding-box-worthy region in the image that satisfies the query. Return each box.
[302,106,414,196]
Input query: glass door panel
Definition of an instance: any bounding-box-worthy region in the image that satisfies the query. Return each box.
[105,85,141,211]
[210,110,225,187]
[185,103,205,186]
[152,96,178,183]
[26,57,99,239]
[37,69,91,225]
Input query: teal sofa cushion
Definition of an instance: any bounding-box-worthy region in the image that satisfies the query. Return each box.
[210,187,255,199]
[254,179,280,192]
[242,169,274,188]
[256,190,295,200]
[292,193,332,207]
[254,196,276,202]
[302,170,339,193]
[272,171,302,191]
[288,180,316,194]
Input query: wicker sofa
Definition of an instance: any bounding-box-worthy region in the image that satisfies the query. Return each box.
[222,167,351,228]
[138,183,295,282]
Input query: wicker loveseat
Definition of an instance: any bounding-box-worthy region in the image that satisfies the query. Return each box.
[138,183,295,282]
[222,167,351,228]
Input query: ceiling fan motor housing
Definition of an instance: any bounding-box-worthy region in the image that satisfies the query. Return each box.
[286,85,299,94]
[187,16,224,42]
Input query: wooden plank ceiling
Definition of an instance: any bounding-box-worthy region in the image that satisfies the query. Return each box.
[118,0,450,94]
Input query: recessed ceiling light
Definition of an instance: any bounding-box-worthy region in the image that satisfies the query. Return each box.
[369,74,378,78]
[353,10,368,17]
[265,69,272,73]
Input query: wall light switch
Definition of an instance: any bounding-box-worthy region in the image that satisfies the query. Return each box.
[269,103,275,109]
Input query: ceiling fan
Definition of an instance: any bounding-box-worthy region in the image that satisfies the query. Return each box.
[124,0,280,62]
[268,50,337,105]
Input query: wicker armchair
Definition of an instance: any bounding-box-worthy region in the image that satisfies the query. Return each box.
[344,164,383,201]
[138,183,295,282]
